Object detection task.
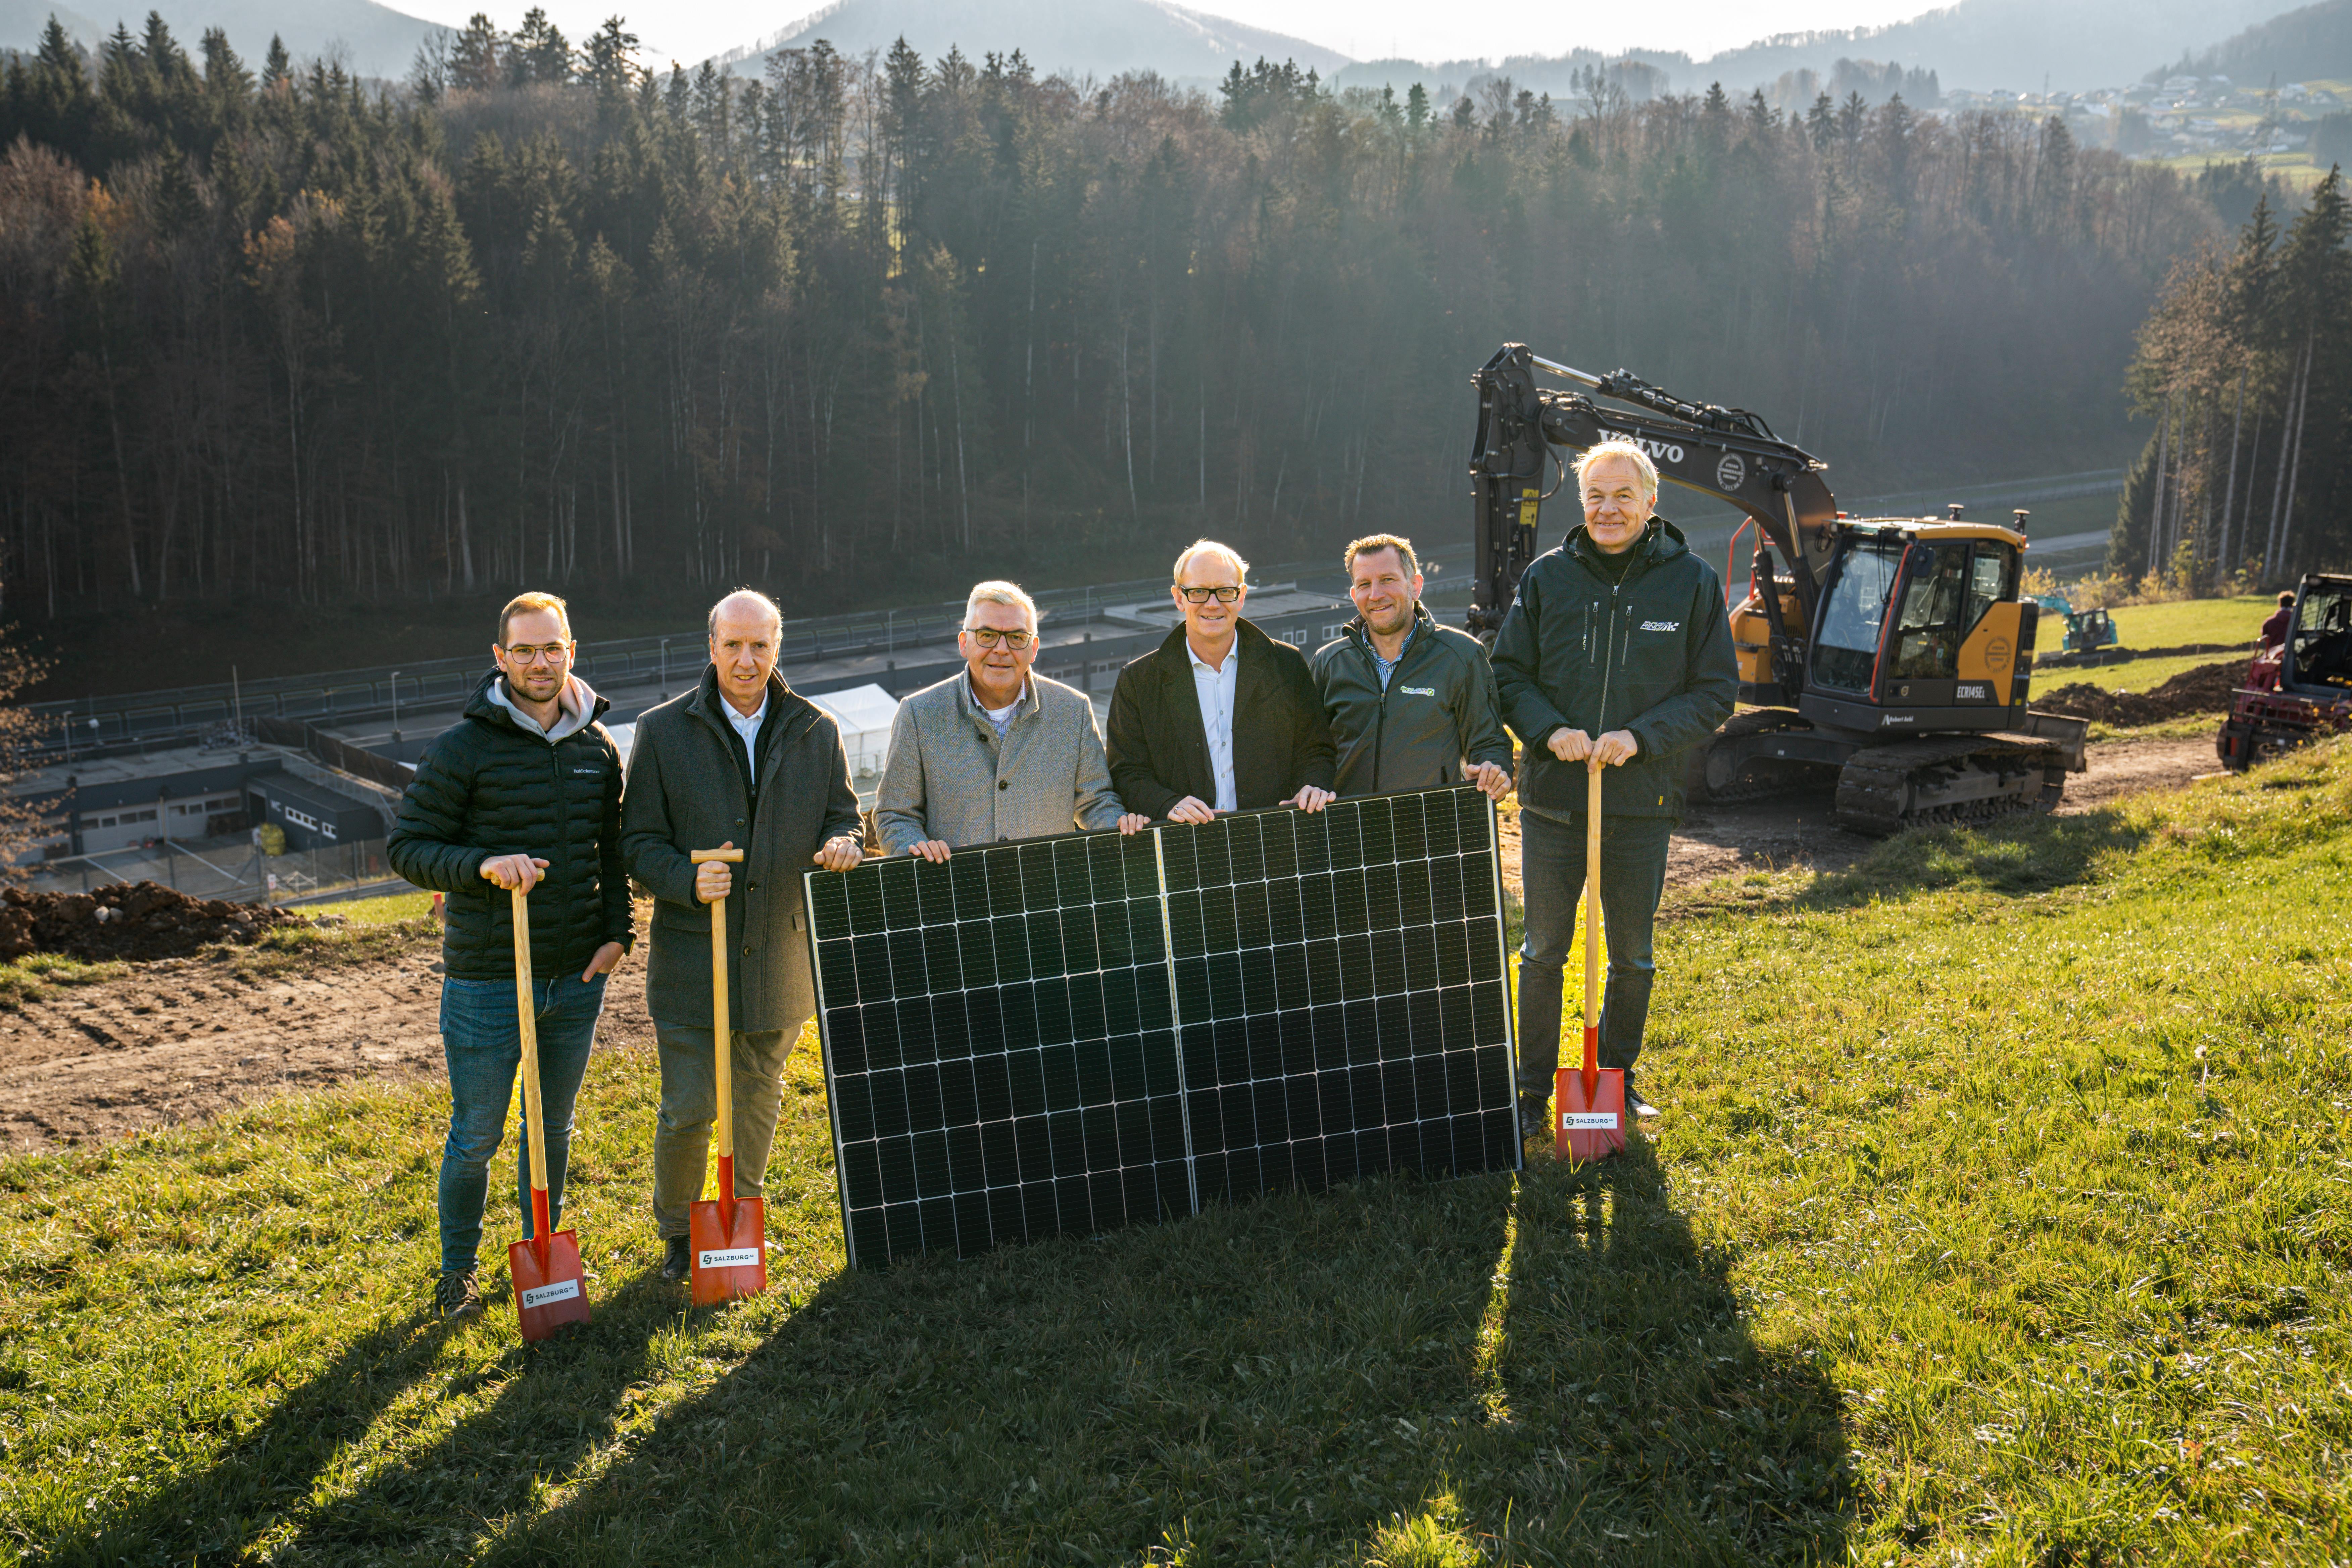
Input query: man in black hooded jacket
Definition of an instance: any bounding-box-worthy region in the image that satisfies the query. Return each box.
[388,591,633,1321]
[1492,442,1736,1140]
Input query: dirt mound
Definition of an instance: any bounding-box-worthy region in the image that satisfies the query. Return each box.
[2035,660,2247,727]
[0,882,312,964]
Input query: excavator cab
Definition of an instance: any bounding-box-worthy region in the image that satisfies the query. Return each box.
[1468,343,2087,834]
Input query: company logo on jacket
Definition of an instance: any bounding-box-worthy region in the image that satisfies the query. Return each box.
[1639,621,1680,633]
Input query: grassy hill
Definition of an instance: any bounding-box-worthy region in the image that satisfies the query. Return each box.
[4,747,2349,1562]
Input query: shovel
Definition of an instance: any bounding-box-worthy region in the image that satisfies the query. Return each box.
[688,846,767,1306]
[506,883,592,1339]
[1556,761,1626,1163]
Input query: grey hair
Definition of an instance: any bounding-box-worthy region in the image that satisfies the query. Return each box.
[963,579,1040,634]
[1173,538,1250,584]
[1573,439,1660,498]
[708,588,784,637]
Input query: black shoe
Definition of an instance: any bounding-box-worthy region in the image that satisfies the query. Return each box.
[659,1235,691,1282]
[435,1269,483,1321]
[1518,1093,1552,1143]
[1624,1083,1659,1120]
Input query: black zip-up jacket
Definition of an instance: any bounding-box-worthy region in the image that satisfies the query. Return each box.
[1311,605,1514,796]
[387,672,633,983]
[1106,619,1337,817]
[1491,519,1737,820]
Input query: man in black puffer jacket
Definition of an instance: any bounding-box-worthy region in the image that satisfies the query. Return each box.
[388,591,633,1322]
[1493,441,1736,1142]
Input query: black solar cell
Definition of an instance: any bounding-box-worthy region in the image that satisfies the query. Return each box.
[805,785,1519,1266]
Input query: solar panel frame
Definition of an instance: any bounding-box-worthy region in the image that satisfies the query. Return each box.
[805,785,1519,1267]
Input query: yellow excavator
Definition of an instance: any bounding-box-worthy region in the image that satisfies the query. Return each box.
[1467,344,2088,835]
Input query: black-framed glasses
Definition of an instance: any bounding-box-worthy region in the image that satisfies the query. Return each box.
[1177,585,1243,604]
[966,627,1034,650]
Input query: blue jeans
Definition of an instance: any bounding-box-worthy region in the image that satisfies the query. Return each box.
[437,970,607,1276]
[1516,809,1672,1100]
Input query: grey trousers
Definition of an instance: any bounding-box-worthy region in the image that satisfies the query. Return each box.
[650,1020,793,1238]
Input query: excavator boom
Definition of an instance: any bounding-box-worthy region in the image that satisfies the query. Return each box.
[1467,343,1839,633]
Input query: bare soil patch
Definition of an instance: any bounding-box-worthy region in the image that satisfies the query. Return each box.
[0,940,652,1153]
[2036,660,2244,726]
[0,881,310,964]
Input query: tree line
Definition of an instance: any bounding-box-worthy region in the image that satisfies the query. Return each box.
[2112,170,2351,588]
[0,12,2261,623]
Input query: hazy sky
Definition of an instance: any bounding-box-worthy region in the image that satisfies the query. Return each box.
[399,0,1941,74]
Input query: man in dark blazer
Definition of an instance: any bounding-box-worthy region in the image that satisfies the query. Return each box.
[620,589,864,1283]
[1107,539,1337,822]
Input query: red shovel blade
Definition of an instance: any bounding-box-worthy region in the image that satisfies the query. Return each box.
[1556,1064,1626,1164]
[688,1196,768,1306]
[508,1230,592,1340]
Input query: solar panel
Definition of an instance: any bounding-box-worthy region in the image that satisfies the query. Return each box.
[803,785,1519,1266]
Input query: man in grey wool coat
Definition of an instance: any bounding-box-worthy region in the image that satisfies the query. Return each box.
[875,580,1148,859]
[621,589,865,1283]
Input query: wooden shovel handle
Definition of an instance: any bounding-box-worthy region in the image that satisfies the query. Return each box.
[692,847,741,1164]
[509,885,549,1201]
[1583,763,1602,1038]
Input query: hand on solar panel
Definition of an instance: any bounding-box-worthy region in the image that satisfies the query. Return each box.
[479,853,549,891]
[694,846,736,902]
[1462,760,1512,801]
[1588,729,1640,768]
[910,839,953,863]
[1165,795,1217,824]
[813,834,865,872]
[1285,785,1335,813]
[1116,813,1150,835]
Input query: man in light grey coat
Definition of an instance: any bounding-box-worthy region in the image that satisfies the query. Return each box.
[620,589,864,1283]
[875,581,1147,859]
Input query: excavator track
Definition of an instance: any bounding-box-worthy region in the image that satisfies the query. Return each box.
[1693,709,1831,804]
[1832,735,2068,837]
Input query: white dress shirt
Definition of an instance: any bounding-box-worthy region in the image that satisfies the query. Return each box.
[1187,637,1240,812]
[723,692,768,779]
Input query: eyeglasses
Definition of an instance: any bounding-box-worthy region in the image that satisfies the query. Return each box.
[1177,585,1243,604]
[500,643,571,665]
[965,627,1034,650]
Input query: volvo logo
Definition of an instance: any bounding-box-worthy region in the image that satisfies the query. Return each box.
[1616,434,1685,465]
[1716,453,1746,491]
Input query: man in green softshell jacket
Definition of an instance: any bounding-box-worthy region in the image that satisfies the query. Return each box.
[1491,440,1737,1141]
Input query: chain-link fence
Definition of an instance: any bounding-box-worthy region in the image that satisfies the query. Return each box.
[28,836,401,906]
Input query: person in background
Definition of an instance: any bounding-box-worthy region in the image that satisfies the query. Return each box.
[2260,590,2296,651]
[875,580,1146,858]
[389,591,631,1322]
[1106,540,1336,823]
[1312,531,1514,802]
[620,589,864,1284]
[1491,440,1736,1142]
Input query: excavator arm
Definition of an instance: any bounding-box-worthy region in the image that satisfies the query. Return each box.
[1466,343,1840,640]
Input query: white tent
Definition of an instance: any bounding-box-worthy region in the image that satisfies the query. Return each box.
[807,684,901,807]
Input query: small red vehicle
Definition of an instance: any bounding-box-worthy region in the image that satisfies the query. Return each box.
[2218,573,2352,769]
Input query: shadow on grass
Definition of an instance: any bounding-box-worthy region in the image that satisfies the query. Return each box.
[51,1273,677,1567]
[1488,1140,1851,1562]
[48,1302,449,1566]
[1684,805,2154,921]
[483,1146,1852,1564]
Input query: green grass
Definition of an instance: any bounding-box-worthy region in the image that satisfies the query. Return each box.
[2105,598,2271,651]
[5,751,2351,1563]
[2040,651,2239,697]
[0,951,127,1010]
